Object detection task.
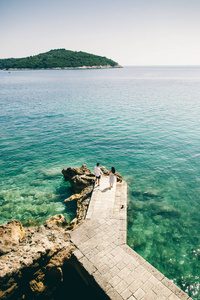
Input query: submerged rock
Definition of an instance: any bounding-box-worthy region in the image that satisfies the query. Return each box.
[131,190,163,201]
[150,203,181,218]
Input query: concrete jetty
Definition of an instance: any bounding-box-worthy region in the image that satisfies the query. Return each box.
[71,177,192,300]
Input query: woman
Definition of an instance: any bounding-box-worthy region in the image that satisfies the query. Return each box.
[107,167,116,189]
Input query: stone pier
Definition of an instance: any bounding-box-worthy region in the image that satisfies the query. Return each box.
[71,177,192,300]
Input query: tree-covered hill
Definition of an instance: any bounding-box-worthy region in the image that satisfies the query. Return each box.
[0,49,121,70]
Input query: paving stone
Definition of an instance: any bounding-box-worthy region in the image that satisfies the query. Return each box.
[105,251,114,260]
[97,263,110,275]
[149,275,160,286]
[141,289,157,300]
[116,260,126,270]
[110,241,118,248]
[86,229,96,238]
[134,287,146,299]
[143,260,165,280]
[119,230,127,245]
[113,253,124,264]
[129,279,143,294]
[128,296,136,300]
[169,294,181,300]
[96,244,106,251]
[98,248,110,258]
[142,280,154,293]
[93,270,112,292]
[152,281,167,295]
[86,248,99,260]
[140,270,152,283]
[121,288,132,300]
[118,266,131,279]
[161,287,173,298]
[115,279,129,294]
[103,271,114,283]
[110,265,120,276]
[109,275,121,287]
[128,257,140,270]
[154,296,167,300]
[107,287,123,300]
[124,274,135,285]
[111,246,122,257]
[79,246,92,255]
[79,256,97,275]
[162,277,187,298]
[135,264,147,275]
[123,254,136,267]
[73,249,84,260]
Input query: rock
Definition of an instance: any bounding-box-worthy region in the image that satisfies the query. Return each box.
[45,266,63,284]
[0,283,18,300]
[45,214,69,230]
[70,174,95,192]
[29,279,45,295]
[131,191,162,201]
[115,172,123,183]
[62,164,95,190]
[64,193,82,203]
[0,215,75,299]
[62,165,96,226]
[0,219,24,255]
[151,204,181,218]
[70,218,78,228]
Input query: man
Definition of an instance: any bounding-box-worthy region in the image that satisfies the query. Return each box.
[94,163,103,186]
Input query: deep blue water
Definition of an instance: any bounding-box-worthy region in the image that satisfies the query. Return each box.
[0,67,200,298]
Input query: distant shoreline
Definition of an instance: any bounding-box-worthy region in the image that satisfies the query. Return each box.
[3,65,122,71]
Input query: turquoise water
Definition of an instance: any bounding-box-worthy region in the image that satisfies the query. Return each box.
[0,67,200,298]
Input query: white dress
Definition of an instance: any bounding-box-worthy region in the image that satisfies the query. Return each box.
[109,173,116,185]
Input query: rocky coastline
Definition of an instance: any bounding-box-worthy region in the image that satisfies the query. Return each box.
[5,65,122,71]
[0,165,122,299]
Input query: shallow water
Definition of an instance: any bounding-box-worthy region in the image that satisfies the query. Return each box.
[0,67,200,298]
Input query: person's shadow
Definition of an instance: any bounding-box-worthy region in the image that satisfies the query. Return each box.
[101,187,110,193]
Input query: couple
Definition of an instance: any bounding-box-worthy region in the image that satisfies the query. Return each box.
[95,163,116,189]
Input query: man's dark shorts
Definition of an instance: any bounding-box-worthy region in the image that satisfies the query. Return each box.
[96,175,101,179]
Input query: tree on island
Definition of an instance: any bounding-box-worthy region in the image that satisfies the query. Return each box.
[0,49,121,70]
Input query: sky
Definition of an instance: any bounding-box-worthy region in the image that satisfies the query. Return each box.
[0,0,200,66]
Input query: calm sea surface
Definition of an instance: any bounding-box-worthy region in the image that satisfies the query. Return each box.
[0,67,200,298]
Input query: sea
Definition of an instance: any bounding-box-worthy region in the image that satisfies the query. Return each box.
[0,66,199,299]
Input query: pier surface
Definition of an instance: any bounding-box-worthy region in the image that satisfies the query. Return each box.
[71,177,192,300]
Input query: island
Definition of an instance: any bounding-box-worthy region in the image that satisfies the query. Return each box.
[0,49,122,70]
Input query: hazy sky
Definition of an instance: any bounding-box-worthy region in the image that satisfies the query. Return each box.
[1,0,200,66]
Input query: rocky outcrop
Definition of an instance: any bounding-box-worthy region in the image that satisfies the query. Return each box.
[62,164,95,192]
[0,215,74,299]
[62,164,95,226]
[0,165,123,299]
